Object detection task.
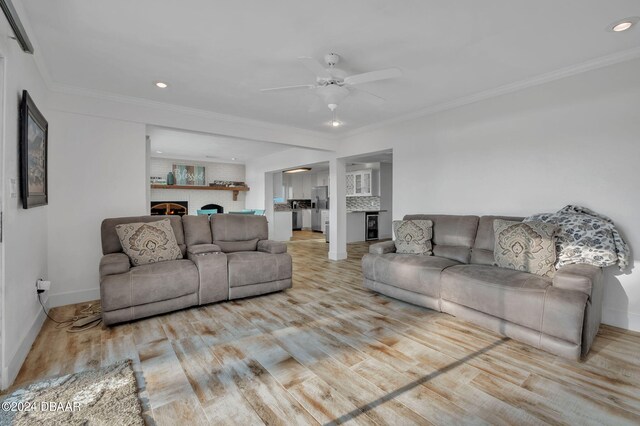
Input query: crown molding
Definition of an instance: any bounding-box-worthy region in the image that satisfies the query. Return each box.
[24,1,640,146]
[342,46,640,139]
[18,1,336,146]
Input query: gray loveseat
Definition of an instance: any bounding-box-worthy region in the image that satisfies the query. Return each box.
[99,214,292,325]
[362,214,603,360]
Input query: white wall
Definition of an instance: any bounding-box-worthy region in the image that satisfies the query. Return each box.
[340,58,640,331]
[149,158,245,214]
[0,11,50,388]
[47,112,147,307]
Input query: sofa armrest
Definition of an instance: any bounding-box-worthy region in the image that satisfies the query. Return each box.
[553,263,603,297]
[187,243,222,257]
[369,240,396,255]
[99,253,130,278]
[257,240,287,254]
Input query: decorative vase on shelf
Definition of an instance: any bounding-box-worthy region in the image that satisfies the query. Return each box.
[166,171,175,186]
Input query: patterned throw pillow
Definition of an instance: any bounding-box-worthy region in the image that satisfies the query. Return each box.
[115,219,183,266]
[493,219,558,277]
[393,220,433,255]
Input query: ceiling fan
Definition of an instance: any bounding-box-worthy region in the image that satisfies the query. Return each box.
[260,53,402,125]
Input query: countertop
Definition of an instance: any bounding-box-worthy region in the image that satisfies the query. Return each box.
[346,210,387,214]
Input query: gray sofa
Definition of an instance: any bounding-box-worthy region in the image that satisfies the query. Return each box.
[99,214,291,325]
[362,215,603,360]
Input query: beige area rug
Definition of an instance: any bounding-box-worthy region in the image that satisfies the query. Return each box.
[0,360,144,425]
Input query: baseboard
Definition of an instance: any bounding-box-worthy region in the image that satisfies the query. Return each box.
[48,287,100,308]
[328,251,348,261]
[602,307,640,332]
[3,307,46,390]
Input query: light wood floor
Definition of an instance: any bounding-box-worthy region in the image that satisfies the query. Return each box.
[14,240,640,425]
[291,229,327,241]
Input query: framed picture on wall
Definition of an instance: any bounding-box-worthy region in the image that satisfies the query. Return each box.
[19,90,48,209]
[173,164,206,186]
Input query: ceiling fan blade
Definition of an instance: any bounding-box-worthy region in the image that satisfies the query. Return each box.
[343,68,402,86]
[350,88,386,106]
[260,84,315,93]
[298,57,332,79]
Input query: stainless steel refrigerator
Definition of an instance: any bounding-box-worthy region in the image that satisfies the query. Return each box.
[311,186,328,232]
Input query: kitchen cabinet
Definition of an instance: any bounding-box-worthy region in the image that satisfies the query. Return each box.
[285,172,315,199]
[282,173,292,199]
[302,174,313,198]
[346,212,366,243]
[302,209,312,229]
[346,169,378,196]
[272,211,293,241]
[292,174,303,199]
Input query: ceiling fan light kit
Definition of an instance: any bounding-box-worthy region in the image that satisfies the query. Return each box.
[261,52,402,127]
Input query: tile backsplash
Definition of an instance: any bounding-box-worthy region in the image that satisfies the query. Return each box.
[347,196,380,211]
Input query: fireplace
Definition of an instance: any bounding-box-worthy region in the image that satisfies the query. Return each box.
[150,201,188,216]
[201,203,224,214]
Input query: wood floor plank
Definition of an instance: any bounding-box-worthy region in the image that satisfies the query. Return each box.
[153,395,209,426]
[352,357,488,426]
[137,338,195,410]
[12,238,640,425]
[212,341,320,425]
[272,325,432,425]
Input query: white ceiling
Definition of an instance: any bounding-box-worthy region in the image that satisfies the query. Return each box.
[148,126,291,163]
[22,1,640,133]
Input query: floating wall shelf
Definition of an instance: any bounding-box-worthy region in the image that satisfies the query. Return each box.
[150,184,250,201]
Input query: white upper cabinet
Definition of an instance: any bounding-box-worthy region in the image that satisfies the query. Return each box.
[285,172,316,199]
[346,169,379,196]
[292,174,303,199]
[346,173,355,196]
[302,173,314,198]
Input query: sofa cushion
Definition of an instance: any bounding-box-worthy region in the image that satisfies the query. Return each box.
[471,215,524,265]
[182,215,213,246]
[100,259,198,311]
[441,264,552,331]
[362,253,460,298]
[494,219,558,277]
[227,251,292,288]
[102,215,186,256]
[115,219,183,266]
[403,215,478,263]
[210,214,268,242]
[393,220,433,255]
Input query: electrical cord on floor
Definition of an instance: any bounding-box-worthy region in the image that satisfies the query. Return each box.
[37,292,102,332]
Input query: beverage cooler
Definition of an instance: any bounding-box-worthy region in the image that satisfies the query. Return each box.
[366,212,379,241]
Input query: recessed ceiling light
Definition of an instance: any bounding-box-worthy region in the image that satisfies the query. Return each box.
[614,21,633,31]
[231,157,237,161]
[608,17,639,32]
[154,81,169,88]
[156,150,163,154]
[331,120,341,127]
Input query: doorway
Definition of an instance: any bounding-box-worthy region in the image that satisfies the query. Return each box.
[273,162,329,243]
